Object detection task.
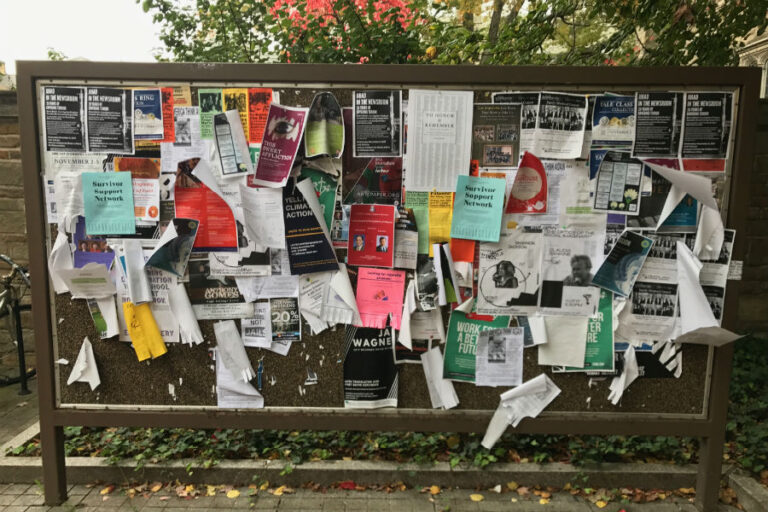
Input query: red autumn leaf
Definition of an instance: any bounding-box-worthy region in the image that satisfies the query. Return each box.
[339,481,356,490]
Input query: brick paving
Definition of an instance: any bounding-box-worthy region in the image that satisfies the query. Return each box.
[0,376,38,452]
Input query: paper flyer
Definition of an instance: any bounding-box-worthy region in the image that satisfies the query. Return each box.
[198,88,223,139]
[405,89,473,192]
[159,87,175,142]
[355,267,406,330]
[591,230,654,297]
[404,191,430,254]
[353,90,402,158]
[471,103,521,167]
[593,151,644,215]
[247,88,275,144]
[214,110,253,177]
[86,87,133,154]
[343,326,398,409]
[492,91,539,154]
[299,168,338,231]
[145,218,199,277]
[394,207,418,270]
[450,175,505,242]
[343,157,402,205]
[632,92,684,158]
[241,301,272,348]
[270,297,301,342]
[428,192,453,255]
[505,152,547,214]
[43,86,86,151]
[539,227,605,316]
[114,157,161,224]
[282,181,339,275]
[681,92,732,160]
[185,255,254,320]
[443,302,510,383]
[81,172,135,235]
[416,254,439,311]
[477,228,542,315]
[532,92,588,159]
[556,289,615,372]
[174,160,238,252]
[347,204,396,268]
[253,104,308,187]
[72,217,115,268]
[305,92,344,158]
[591,94,635,146]
[475,327,524,387]
[133,89,164,140]
[222,88,249,132]
[58,262,117,299]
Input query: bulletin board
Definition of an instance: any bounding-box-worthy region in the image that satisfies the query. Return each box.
[17,62,759,509]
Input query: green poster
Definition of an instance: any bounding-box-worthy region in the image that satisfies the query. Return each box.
[443,309,510,382]
[562,289,615,372]
[82,171,135,235]
[198,88,223,139]
[304,92,344,158]
[404,191,429,254]
[299,168,339,231]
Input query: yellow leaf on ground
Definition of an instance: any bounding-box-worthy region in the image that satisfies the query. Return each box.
[100,486,115,496]
[226,489,240,499]
[470,494,484,502]
[679,487,695,495]
[273,486,286,496]
[507,481,519,491]
[539,498,550,505]
[185,484,195,493]
[446,435,460,448]
[260,482,270,491]
[206,485,217,497]
[430,485,440,495]
[596,500,608,508]
[150,483,163,493]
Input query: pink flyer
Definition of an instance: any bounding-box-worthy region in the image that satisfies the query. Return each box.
[355,267,406,330]
[253,104,308,187]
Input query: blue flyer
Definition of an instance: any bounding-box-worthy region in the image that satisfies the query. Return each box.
[133,89,163,140]
[591,230,654,297]
[591,94,635,146]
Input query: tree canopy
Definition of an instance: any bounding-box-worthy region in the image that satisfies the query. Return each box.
[139,0,768,66]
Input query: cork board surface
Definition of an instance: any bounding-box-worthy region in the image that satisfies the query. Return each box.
[53,83,711,416]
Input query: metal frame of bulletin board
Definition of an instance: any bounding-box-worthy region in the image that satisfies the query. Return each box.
[16,61,760,511]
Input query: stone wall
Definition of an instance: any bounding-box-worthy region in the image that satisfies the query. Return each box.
[0,91,765,380]
[0,91,34,380]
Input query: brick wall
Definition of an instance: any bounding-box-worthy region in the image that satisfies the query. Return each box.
[0,92,765,380]
[0,91,34,380]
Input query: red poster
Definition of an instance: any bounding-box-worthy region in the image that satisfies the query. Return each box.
[174,173,237,252]
[160,87,175,142]
[505,151,547,214]
[248,88,274,144]
[347,204,396,268]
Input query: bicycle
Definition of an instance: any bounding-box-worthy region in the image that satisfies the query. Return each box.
[0,253,34,395]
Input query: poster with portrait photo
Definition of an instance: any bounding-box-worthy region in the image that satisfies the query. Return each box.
[539,227,605,316]
[492,91,539,154]
[347,204,396,268]
[471,103,521,168]
[477,228,541,315]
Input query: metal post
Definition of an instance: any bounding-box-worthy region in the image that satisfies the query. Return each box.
[39,422,66,505]
[12,297,30,395]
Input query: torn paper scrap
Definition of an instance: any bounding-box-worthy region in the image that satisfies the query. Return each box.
[537,316,589,367]
[240,185,285,251]
[121,239,153,304]
[123,302,168,361]
[608,345,639,405]
[675,241,741,346]
[299,272,332,335]
[214,320,256,383]
[167,282,204,345]
[215,352,264,409]
[398,280,419,350]
[145,218,199,277]
[481,374,561,449]
[321,264,361,326]
[421,346,459,410]
[94,296,119,339]
[66,337,100,391]
[48,231,74,294]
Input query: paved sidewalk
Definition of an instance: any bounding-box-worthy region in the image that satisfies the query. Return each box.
[0,482,742,512]
[0,376,38,450]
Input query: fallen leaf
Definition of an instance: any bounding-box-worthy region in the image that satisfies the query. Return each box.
[470,494,484,502]
[260,482,270,491]
[150,482,163,493]
[539,498,550,505]
[273,486,286,496]
[596,500,607,508]
[507,481,519,491]
[678,487,695,495]
[206,485,217,497]
[430,485,440,495]
[510,497,518,503]
[490,485,502,493]
[159,496,170,501]
[517,486,530,496]
[446,435,460,449]
[339,481,356,490]
[226,489,240,499]
[100,485,115,496]
[540,491,551,498]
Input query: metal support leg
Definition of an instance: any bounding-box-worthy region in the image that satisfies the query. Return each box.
[695,433,725,511]
[12,299,30,395]
[40,422,67,505]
